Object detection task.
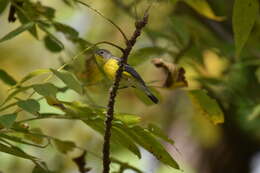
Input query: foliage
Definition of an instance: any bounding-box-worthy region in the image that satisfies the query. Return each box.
[0,0,260,173]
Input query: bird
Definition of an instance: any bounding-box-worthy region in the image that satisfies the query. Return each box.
[94,49,159,104]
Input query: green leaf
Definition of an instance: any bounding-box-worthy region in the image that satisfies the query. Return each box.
[50,69,83,94]
[121,125,180,169]
[128,47,165,66]
[0,133,45,148]
[33,83,58,97]
[114,114,141,125]
[0,0,9,14]
[18,69,50,86]
[0,86,32,107]
[53,22,79,38]
[44,35,64,52]
[32,165,52,173]
[183,0,225,21]
[0,142,38,160]
[0,69,17,86]
[0,113,17,128]
[248,104,260,120]
[53,139,76,154]
[148,124,174,145]
[17,99,40,114]
[0,22,34,42]
[233,0,259,57]
[16,11,38,39]
[188,89,224,125]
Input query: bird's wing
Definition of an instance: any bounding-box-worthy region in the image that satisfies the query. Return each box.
[123,64,146,86]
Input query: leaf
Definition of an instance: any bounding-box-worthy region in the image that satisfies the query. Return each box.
[24,128,45,145]
[0,86,32,107]
[233,0,259,57]
[18,69,50,86]
[0,133,45,147]
[183,0,225,21]
[33,83,58,97]
[44,35,64,52]
[0,22,34,42]
[32,165,52,173]
[114,114,141,125]
[0,142,38,160]
[17,99,40,114]
[148,124,174,145]
[0,113,17,128]
[53,139,76,154]
[128,47,165,66]
[120,125,180,169]
[0,69,17,86]
[73,151,92,173]
[16,11,38,39]
[50,69,83,94]
[248,104,260,120]
[188,89,224,124]
[53,22,79,38]
[0,0,9,14]
[151,58,188,89]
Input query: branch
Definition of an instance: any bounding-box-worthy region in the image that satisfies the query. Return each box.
[102,10,149,173]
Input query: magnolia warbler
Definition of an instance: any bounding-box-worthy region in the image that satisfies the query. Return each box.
[94,49,159,104]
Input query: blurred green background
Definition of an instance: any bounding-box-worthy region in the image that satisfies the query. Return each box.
[0,0,260,173]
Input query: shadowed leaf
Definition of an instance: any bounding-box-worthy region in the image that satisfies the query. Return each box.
[0,69,17,86]
[233,0,259,57]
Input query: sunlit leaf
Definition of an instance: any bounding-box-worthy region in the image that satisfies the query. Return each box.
[17,99,40,114]
[183,0,225,21]
[51,69,83,94]
[53,139,76,154]
[0,113,17,128]
[188,89,224,124]
[114,114,141,125]
[0,22,34,42]
[233,0,259,57]
[33,83,58,97]
[148,124,174,145]
[0,69,17,86]
[128,47,165,66]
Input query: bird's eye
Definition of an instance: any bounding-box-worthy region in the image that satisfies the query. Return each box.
[100,51,104,54]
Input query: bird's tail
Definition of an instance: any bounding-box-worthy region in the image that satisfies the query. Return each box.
[139,84,159,104]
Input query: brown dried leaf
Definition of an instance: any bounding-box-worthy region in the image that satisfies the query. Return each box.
[151,58,188,89]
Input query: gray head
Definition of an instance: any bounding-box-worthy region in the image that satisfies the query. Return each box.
[95,49,113,59]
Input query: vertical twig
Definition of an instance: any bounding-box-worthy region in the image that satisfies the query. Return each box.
[102,10,150,173]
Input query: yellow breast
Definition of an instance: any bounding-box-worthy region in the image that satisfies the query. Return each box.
[103,59,119,80]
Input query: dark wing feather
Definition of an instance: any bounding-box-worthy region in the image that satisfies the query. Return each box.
[124,64,146,85]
